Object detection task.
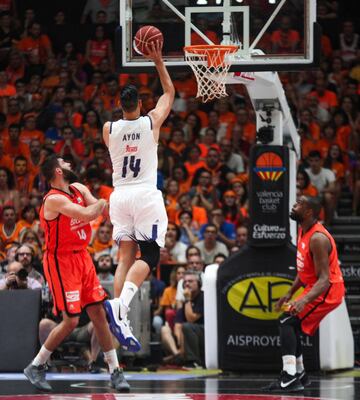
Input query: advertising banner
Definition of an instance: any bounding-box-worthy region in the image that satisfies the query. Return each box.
[217,244,320,371]
[249,145,290,247]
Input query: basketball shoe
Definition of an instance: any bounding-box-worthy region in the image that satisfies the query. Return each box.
[24,363,52,392]
[262,371,304,392]
[110,368,130,392]
[104,299,141,352]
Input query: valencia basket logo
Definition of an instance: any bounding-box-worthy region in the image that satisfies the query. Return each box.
[254,152,286,182]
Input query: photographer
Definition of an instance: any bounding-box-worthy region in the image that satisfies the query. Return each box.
[15,244,45,286]
[0,261,42,290]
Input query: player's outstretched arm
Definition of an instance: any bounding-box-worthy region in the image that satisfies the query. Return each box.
[145,41,175,140]
[46,194,107,223]
[102,121,110,148]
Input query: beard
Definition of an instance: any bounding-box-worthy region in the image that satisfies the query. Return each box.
[289,210,303,222]
[62,168,78,184]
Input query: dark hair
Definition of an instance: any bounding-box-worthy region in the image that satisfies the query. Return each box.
[120,85,139,112]
[172,164,189,181]
[204,223,218,233]
[297,168,311,189]
[41,155,60,182]
[178,210,193,220]
[2,205,16,215]
[85,167,104,182]
[167,222,181,241]
[14,155,28,165]
[21,205,39,220]
[93,143,107,152]
[9,123,21,131]
[0,167,15,189]
[308,150,322,159]
[186,245,201,259]
[304,196,322,219]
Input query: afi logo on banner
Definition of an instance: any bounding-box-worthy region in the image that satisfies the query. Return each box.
[227,275,302,320]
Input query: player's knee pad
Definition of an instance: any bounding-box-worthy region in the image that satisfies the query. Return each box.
[138,240,160,271]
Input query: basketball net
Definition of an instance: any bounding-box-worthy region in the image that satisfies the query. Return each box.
[184,45,238,103]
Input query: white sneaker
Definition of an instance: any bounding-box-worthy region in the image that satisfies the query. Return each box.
[104,299,141,352]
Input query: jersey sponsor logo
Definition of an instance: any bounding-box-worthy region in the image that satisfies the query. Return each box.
[126,145,138,153]
[122,133,141,141]
[227,275,303,320]
[66,290,80,303]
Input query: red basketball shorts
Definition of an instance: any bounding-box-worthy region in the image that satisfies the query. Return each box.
[296,282,345,336]
[43,249,107,316]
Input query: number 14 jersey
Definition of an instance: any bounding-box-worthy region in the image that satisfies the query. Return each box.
[40,185,92,253]
[109,116,157,188]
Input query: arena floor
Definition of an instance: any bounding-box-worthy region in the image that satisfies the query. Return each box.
[0,369,359,399]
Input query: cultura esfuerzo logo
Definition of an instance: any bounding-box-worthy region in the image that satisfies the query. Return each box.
[254,152,286,182]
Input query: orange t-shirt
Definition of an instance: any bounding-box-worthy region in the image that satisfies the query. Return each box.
[302,184,318,197]
[3,140,30,159]
[173,78,197,99]
[160,286,177,308]
[198,143,221,159]
[175,205,208,226]
[0,223,25,247]
[21,129,45,145]
[90,237,113,253]
[165,194,179,223]
[0,84,16,98]
[184,160,206,179]
[7,112,21,126]
[0,154,13,170]
[336,125,352,151]
[168,142,186,157]
[17,35,52,64]
[330,161,345,180]
[308,90,338,110]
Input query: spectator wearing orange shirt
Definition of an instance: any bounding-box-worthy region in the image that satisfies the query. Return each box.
[173,72,197,99]
[54,125,85,164]
[0,205,25,246]
[85,168,113,202]
[0,138,12,170]
[180,97,208,128]
[83,71,107,103]
[85,24,113,71]
[101,76,120,111]
[198,128,220,159]
[271,15,300,53]
[168,128,187,161]
[27,138,44,177]
[0,70,16,112]
[296,169,318,198]
[6,97,21,125]
[82,109,102,156]
[90,222,114,257]
[217,99,236,137]
[21,113,44,145]
[299,108,321,141]
[183,112,202,143]
[40,56,60,90]
[231,108,256,144]
[17,22,52,65]
[165,179,180,224]
[175,193,208,229]
[171,164,192,195]
[5,51,25,84]
[4,124,30,159]
[184,145,206,181]
[189,169,219,213]
[309,77,338,112]
[323,144,346,186]
[13,155,34,195]
[334,110,352,152]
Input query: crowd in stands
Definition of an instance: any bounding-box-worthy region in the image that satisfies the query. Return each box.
[0,0,359,369]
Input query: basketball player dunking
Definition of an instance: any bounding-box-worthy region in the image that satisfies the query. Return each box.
[103,41,175,350]
[24,156,129,392]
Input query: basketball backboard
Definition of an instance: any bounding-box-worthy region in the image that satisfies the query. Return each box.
[117,0,320,72]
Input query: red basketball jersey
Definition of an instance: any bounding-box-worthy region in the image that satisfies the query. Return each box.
[40,185,92,253]
[296,222,344,286]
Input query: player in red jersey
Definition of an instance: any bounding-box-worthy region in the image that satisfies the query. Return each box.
[24,155,129,393]
[264,196,345,393]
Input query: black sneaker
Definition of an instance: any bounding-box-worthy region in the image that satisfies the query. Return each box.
[262,371,304,392]
[110,368,130,392]
[88,361,101,374]
[24,363,53,392]
[297,370,311,387]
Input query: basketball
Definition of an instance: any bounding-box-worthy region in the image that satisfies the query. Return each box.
[133,25,163,56]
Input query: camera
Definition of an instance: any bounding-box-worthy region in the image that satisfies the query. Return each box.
[16,268,28,281]
[257,126,274,144]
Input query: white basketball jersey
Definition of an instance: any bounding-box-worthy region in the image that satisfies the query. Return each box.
[109,116,158,188]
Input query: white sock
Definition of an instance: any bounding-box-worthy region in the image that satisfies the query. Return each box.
[282,355,296,376]
[32,345,53,367]
[104,349,119,373]
[118,281,138,318]
[296,354,305,374]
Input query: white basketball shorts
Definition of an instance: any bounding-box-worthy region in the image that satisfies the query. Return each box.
[109,186,168,247]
